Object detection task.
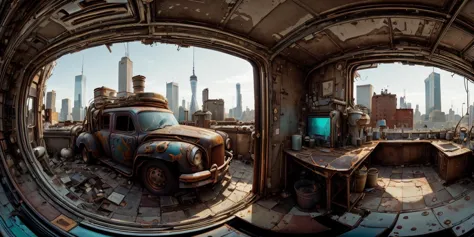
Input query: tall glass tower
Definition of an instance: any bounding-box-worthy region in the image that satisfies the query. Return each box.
[424,72,441,117]
[189,48,199,117]
[72,75,86,121]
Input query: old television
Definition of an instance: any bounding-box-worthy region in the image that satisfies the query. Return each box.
[307,116,331,141]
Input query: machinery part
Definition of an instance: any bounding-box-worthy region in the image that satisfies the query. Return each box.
[81,147,94,164]
[141,160,177,196]
[60,148,74,159]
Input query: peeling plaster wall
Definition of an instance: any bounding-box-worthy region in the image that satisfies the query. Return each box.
[267,57,304,192]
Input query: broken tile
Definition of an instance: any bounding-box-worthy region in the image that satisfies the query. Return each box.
[185,203,213,220]
[402,186,423,198]
[160,196,179,208]
[140,194,160,207]
[198,188,219,202]
[360,212,398,228]
[138,207,160,216]
[107,192,125,205]
[359,196,381,211]
[403,196,426,211]
[208,199,235,214]
[60,176,71,184]
[228,189,249,203]
[257,198,279,210]
[113,185,130,196]
[424,189,453,207]
[378,198,401,212]
[273,214,330,234]
[161,210,187,223]
[235,204,284,229]
[338,212,362,228]
[446,183,466,198]
[383,187,402,198]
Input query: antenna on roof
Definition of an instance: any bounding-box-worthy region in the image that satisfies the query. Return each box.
[127,42,130,57]
[81,55,84,75]
[192,47,195,75]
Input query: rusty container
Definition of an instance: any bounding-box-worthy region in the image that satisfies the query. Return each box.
[294,179,320,209]
[366,168,379,188]
[132,75,146,93]
[353,169,368,193]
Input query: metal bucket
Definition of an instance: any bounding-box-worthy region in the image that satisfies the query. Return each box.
[132,75,146,93]
[366,168,379,188]
[292,135,302,151]
[353,169,367,193]
[294,179,320,209]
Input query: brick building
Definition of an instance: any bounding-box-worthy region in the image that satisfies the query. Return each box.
[395,109,414,128]
[371,90,413,128]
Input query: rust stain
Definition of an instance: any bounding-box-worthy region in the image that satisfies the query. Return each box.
[169,153,182,161]
[144,145,153,154]
[156,141,169,153]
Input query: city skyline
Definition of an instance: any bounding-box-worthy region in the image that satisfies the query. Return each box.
[356,64,470,116]
[46,43,254,115]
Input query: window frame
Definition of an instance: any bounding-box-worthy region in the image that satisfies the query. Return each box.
[113,112,137,134]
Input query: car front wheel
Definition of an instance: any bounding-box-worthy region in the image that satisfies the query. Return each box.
[141,160,177,196]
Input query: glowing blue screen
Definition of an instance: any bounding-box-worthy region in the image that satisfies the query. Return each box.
[308,117,330,139]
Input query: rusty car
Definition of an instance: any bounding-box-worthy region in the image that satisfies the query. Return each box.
[75,103,233,196]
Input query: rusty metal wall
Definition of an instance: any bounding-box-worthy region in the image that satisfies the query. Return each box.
[267,57,304,192]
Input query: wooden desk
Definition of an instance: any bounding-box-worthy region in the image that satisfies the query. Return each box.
[284,142,377,211]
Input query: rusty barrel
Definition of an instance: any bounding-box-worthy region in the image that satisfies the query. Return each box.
[132,75,146,93]
[366,168,379,188]
[294,179,320,209]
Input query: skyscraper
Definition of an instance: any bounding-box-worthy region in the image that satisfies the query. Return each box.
[178,99,185,122]
[72,71,86,121]
[60,98,72,121]
[166,82,179,118]
[189,48,199,116]
[46,90,56,113]
[424,72,441,116]
[235,83,242,119]
[118,55,133,97]
[356,84,373,113]
[399,96,406,109]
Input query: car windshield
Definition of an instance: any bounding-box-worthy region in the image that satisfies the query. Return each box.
[138,111,179,132]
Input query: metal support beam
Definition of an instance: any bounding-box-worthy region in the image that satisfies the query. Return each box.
[462,38,474,57]
[324,30,344,52]
[388,17,394,49]
[270,6,448,60]
[220,0,243,28]
[291,0,319,18]
[431,0,469,55]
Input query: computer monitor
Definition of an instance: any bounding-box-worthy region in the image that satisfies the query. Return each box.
[308,116,331,140]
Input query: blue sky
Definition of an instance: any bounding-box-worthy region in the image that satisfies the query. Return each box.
[46,42,254,112]
[47,42,470,116]
[356,63,471,116]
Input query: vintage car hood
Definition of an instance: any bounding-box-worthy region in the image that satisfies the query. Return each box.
[146,125,224,147]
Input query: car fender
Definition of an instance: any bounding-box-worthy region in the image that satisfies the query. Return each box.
[134,140,204,174]
[76,132,101,157]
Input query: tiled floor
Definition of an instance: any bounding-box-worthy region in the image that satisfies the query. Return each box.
[357,165,474,213]
[16,157,253,225]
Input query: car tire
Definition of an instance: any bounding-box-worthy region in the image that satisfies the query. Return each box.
[141,160,178,196]
[81,147,94,164]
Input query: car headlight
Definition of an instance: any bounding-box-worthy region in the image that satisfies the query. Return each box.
[188,147,202,166]
[225,138,231,150]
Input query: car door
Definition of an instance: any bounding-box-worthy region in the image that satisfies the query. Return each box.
[95,113,112,157]
[110,112,138,166]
